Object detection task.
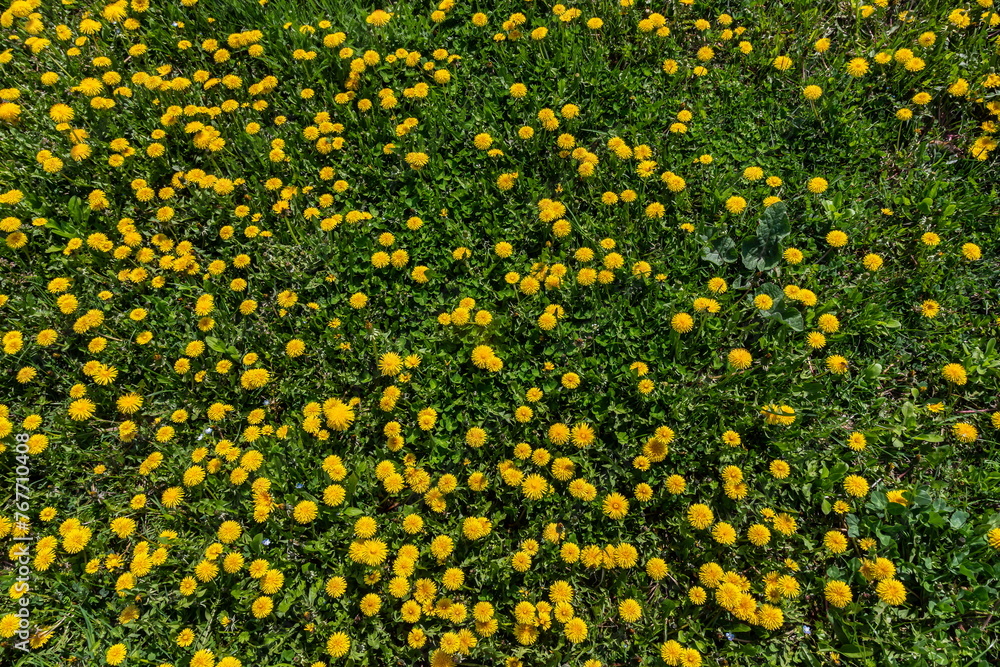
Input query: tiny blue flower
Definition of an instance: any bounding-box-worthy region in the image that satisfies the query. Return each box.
[802,625,812,635]
[725,632,735,641]
[262,538,271,546]
[296,483,304,489]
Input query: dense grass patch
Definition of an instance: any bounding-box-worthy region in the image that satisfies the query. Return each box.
[1,1,999,666]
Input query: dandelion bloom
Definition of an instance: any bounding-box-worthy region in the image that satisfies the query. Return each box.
[769,459,791,478]
[68,398,96,421]
[326,632,350,657]
[826,355,849,374]
[843,475,869,497]
[807,177,828,194]
[818,313,840,333]
[602,493,629,519]
[725,196,747,214]
[728,348,752,370]
[823,531,848,554]
[961,243,981,261]
[665,475,686,494]
[405,152,429,169]
[986,528,1000,550]
[521,474,548,500]
[784,247,804,263]
[825,580,853,607]
[863,253,883,271]
[712,522,737,545]
[324,399,355,430]
[378,352,403,376]
[721,430,741,447]
[952,423,978,443]
[293,501,318,523]
[826,230,848,247]
[105,644,127,665]
[757,604,783,630]
[661,640,685,665]
[671,313,694,333]
[941,363,967,385]
[511,551,532,572]
[887,490,909,506]
[687,504,714,529]
[251,596,273,618]
[772,55,792,71]
[761,404,796,426]
[366,10,391,27]
[471,345,499,370]
[747,524,771,546]
[876,579,906,605]
[619,598,642,622]
[846,57,869,77]
[920,300,940,318]
[359,593,381,616]
[564,617,587,643]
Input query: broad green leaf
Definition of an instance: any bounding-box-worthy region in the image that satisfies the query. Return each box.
[702,235,737,265]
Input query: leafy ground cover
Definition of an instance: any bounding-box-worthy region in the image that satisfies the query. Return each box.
[1,0,1000,666]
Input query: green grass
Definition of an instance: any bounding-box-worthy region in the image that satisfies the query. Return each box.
[1,1,999,666]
